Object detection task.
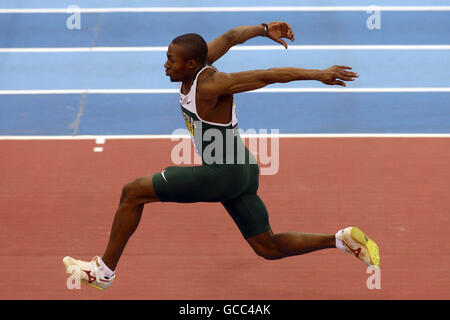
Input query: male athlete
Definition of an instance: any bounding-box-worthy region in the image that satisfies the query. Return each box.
[63,22,380,290]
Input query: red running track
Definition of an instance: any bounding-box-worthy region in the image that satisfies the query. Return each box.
[0,137,449,299]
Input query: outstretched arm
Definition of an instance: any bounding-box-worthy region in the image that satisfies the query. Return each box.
[198,66,359,98]
[207,22,295,65]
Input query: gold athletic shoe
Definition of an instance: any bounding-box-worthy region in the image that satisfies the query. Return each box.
[336,227,380,267]
[63,256,114,290]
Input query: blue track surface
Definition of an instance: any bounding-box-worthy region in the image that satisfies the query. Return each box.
[1,50,449,89]
[0,1,449,135]
[1,11,449,47]
[2,0,449,8]
[2,92,449,135]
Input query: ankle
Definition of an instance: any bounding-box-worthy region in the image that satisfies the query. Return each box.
[98,257,115,277]
[335,232,346,251]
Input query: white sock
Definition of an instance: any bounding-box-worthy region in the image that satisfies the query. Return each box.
[97,257,115,278]
[335,232,346,251]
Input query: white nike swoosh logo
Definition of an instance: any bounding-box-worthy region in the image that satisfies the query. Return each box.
[161,170,168,183]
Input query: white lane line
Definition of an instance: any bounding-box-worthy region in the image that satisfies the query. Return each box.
[94,137,105,152]
[1,45,450,53]
[1,134,450,140]
[253,88,450,93]
[1,88,449,95]
[0,47,166,53]
[231,45,450,51]
[0,89,178,95]
[1,6,450,13]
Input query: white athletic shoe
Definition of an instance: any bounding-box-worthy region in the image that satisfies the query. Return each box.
[336,227,380,267]
[63,256,115,290]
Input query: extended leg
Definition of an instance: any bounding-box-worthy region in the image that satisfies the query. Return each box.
[102,175,160,271]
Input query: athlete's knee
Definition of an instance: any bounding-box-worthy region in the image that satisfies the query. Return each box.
[121,180,141,203]
[248,234,285,260]
[253,246,284,260]
[120,176,157,204]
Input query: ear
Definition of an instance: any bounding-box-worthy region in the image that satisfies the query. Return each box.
[185,59,197,70]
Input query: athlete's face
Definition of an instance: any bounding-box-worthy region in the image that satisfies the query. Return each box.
[164,43,192,82]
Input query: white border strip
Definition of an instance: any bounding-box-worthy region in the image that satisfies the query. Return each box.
[0,47,166,53]
[1,6,450,13]
[1,88,449,95]
[255,88,450,93]
[1,133,449,140]
[0,89,178,95]
[232,45,450,51]
[1,45,450,53]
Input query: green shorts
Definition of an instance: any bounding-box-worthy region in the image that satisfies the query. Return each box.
[152,162,271,239]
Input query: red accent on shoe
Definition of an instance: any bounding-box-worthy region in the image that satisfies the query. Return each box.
[343,241,361,258]
[82,270,97,284]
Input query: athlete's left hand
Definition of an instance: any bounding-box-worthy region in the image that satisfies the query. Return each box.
[319,65,359,87]
[267,21,295,49]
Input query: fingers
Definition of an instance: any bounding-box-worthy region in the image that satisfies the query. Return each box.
[340,69,359,78]
[336,73,358,81]
[274,21,295,41]
[323,80,346,87]
[269,33,289,49]
[287,28,295,41]
[335,67,359,80]
[334,80,346,87]
[336,65,352,69]
[337,76,355,82]
[277,38,288,49]
[342,71,359,78]
[285,23,295,41]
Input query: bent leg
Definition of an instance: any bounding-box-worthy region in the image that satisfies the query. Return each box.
[222,194,271,240]
[102,174,160,271]
[248,230,336,260]
[272,231,336,256]
[226,194,335,259]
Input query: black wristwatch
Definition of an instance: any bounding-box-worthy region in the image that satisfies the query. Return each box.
[261,23,268,37]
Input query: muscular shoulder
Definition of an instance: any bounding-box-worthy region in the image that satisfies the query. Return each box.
[198,66,217,82]
[197,67,231,98]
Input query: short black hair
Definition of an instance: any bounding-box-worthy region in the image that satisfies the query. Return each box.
[172,33,208,64]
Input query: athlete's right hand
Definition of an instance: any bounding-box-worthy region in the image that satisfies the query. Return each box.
[267,21,295,49]
[318,65,359,87]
